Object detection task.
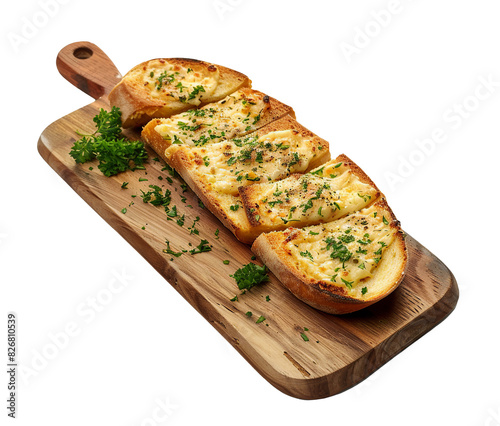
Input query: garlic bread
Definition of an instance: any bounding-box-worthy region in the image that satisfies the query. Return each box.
[251,199,407,314]
[109,58,251,128]
[239,154,380,235]
[169,117,330,243]
[141,88,295,164]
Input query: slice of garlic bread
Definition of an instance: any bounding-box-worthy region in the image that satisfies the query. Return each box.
[109,58,251,128]
[169,118,330,243]
[141,88,295,164]
[252,199,407,314]
[239,154,380,236]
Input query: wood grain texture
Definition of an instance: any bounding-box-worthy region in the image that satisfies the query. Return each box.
[56,41,122,100]
[38,43,459,399]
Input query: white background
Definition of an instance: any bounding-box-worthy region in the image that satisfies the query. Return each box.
[1,0,499,425]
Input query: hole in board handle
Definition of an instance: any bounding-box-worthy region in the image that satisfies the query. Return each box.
[73,47,93,59]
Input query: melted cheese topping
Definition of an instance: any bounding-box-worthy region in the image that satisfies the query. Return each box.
[184,130,319,196]
[129,59,220,106]
[155,90,270,149]
[282,204,396,298]
[246,160,378,227]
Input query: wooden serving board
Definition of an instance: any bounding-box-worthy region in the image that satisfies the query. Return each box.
[38,42,459,399]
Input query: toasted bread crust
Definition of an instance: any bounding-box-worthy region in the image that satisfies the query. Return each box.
[141,118,167,162]
[109,58,252,128]
[334,154,381,194]
[251,200,408,314]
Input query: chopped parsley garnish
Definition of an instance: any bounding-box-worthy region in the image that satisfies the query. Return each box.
[357,233,372,245]
[121,208,127,214]
[300,250,314,261]
[357,192,371,202]
[230,263,269,291]
[121,182,129,189]
[223,260,230,265]
[166,205,178,218]
[188,216,200,235]
[289,152,300,167]
[230,295,238,302]
[309,167,324,176]
[268,200,283,208]
[141,185,171,212]
[255,316,266,324]
[189,239,212,255]
[163,240,185,257]
[341,278,354,289]
[302,198,314,213]
[230,204,240,211]
[361,287,368,295]
[383,216,389,225]
[325,237,352,263]
[156,71,175,90]
[338,234,355,244]
[245,311,253,317]
[300,333,309,342]
[276,142,289,150]
[188,85,206,100]
[177,121,201,132]
[141,185,171,211]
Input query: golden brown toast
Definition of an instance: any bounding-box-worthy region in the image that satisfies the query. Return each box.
[141,88,295,164]
[251,199,407,314]
[109,58,251,128]
[169,116,330,243]
[239,154,381,236]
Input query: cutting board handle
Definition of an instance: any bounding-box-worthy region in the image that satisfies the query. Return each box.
[56,41,122,100]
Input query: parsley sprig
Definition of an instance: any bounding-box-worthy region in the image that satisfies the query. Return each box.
[70,107,148,176]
